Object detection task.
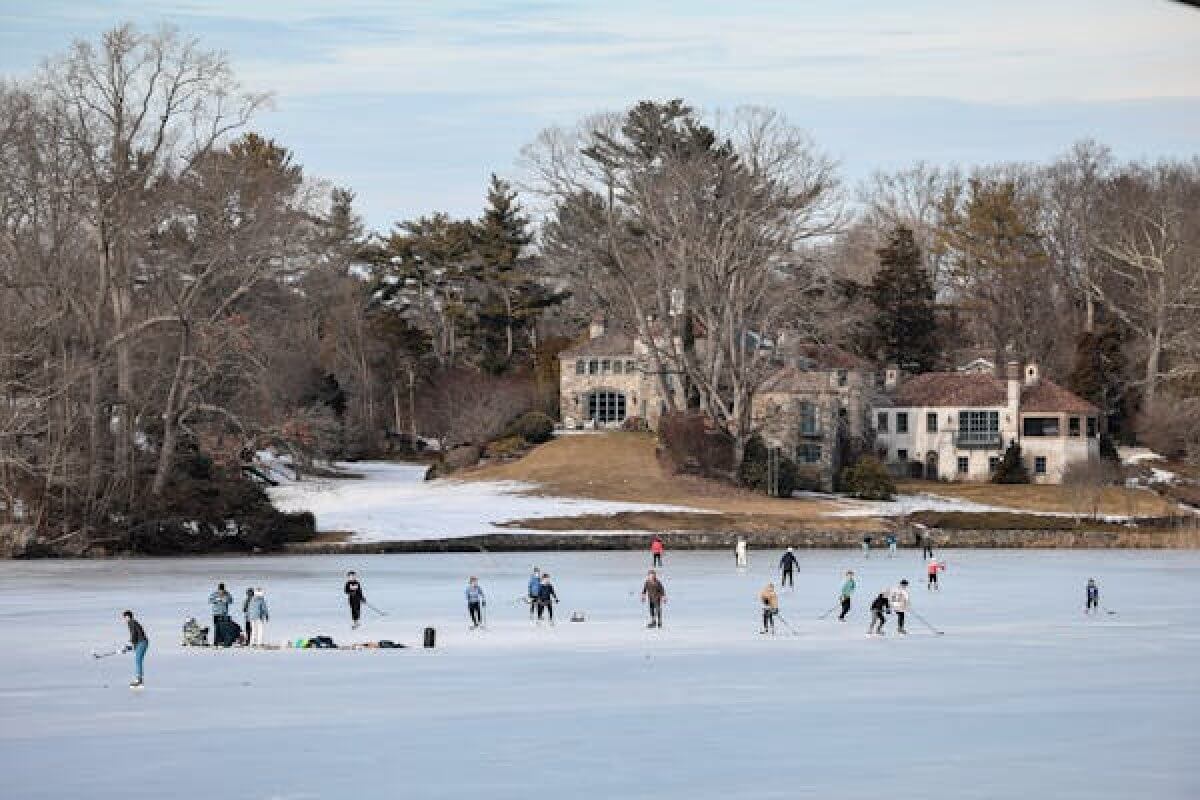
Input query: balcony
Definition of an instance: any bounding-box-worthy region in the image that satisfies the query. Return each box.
[955,432,1002,449]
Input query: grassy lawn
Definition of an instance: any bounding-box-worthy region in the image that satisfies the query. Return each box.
[896,479,1176,517]
[463,432,849,518]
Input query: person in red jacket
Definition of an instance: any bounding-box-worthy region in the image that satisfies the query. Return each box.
[650,536,664,568]
[927,557,945,590]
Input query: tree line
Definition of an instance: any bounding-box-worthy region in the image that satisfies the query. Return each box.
[2,24,1198,550]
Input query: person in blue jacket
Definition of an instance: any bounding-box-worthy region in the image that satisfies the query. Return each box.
[535,573,558,625]
[526,567,542,619]
[1086,579,1100,614]
[208,583,233,646]
[466,576,487,628]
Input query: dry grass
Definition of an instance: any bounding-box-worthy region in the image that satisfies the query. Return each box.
[497,510,880,534]
[896,479,1175,516]
[463,432,845,517]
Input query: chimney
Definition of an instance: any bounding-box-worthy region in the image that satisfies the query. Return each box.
[1006,360,1021,412]
[1024,362,1040,387]
[884,364,901,391]
[588,313,607,340]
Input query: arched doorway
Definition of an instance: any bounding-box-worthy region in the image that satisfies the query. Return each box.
[587,390,627,426]
[924,451,939,481]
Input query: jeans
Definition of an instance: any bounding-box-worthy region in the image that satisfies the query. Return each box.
[838,596,851,620]
[350,600,362,624]
[762,608,776,632]
[895,611,906,632]
[244,617,253,644]
[468,601,483,626]
[133,640,148,680]
[537,601,554,622]
[870,611,886,633]
[652,553,662,567]
[648,601,663,627]
[781,568,793,588]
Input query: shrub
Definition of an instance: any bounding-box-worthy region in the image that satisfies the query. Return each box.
[992,442,1030,484]
[622,416,649,432]
[486,435,527,458]
[506,411,555,444]
[841,456,895,500]
[737,435,798,496]
[659,412,733,477]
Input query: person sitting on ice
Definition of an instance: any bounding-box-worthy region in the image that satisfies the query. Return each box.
[760,583,779,634]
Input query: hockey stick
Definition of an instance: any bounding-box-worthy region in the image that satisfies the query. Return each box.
[774,612,801,636]
[364,601,388,617]
[92,647,121,659]
[1102,606,1118,616]
[910,610,945,635]
[817,602,840,620]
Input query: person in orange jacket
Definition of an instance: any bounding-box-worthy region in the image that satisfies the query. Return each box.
[650,536,664,568]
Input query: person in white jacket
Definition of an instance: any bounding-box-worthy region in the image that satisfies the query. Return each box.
[888,580,911,634]
[734,537,748,568]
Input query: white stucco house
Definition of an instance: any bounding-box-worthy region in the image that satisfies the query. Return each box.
[872,361,1100,484]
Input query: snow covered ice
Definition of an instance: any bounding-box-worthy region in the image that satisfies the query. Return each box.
[1,549,1198,799]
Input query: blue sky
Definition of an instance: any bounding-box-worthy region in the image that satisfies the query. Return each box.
[2,0,1198,232]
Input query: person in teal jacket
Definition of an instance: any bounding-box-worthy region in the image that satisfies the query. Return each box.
[838,570,857,621]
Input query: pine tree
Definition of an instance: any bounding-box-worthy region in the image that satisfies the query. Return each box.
[992,441,1030,484]
[1067,322,1131,440]
[870,225,939,372]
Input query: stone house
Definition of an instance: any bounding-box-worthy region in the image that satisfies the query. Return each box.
[751,346,875,491]
[872,361,1100,483]
[558,317,679,429]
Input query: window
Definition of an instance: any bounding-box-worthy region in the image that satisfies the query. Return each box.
[837,369,848,387]
[612,360,623,375]
[1069,417,1081,437]
[957,411,1000,444]
[896,412,908,434]
[796,443,822,464]
[927,412,938,433]
[957,456,969,474]
[877,412,889,433]
[1035,456,1047,475]
[587,391,627,423]
[1087,417,1097,438]
[988,456,1000,473]
[1023,417,1060,437]
[799,402,819,436]
[898,449,908,462]
[626,360,637,373]
[588,359,598,375]
[575,360,585,375]
[600,359,611,374]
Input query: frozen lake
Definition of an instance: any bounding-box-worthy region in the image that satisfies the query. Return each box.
[1,549,1198,799]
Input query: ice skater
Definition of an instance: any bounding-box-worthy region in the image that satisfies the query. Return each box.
[345,571,366,628]
[208,582,233,646]
[536,573,558,624]
[641,569,666,628]
[247,587,269,646]
[466,576,487,628]
[888,580,910,634]
[779,547,799,588]
[122,610,148,688]
[868,590,890,635]
[651,536,664,568]
[1086,578,1099,614]
[527,567,542,618]
[926,557,944,591]
[838,570,857,621]
[885,533,898,557]
[919,530,935,559]
[242,587,255,645]
[760,582,779,634]
[861,535,872,559]
[735,537,748,568]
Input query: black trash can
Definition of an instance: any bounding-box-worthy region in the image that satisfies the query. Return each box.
[423,627,436,648]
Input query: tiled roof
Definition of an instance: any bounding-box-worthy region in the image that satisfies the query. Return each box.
[892,372,1098,413]
[560,331,638,358]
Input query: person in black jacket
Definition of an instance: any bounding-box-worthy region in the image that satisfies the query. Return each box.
[122,610,149,687]
[779,547,799,588]
[867,591,891,636]
[536,573,558,624]
[345,571,366,628]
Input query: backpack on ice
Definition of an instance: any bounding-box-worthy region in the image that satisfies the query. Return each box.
[181,618,209,647]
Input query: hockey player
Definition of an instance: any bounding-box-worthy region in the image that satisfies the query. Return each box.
[122,610,148,688]
[527,567,542,618]
[735,537,748,568]
[651,536,664,568]
[885,533,898,557]
[888,580,911,634]
[838,570,857,621]
[926,558,944,590]
[861,535,872,558]
[760,582,779,634]
[536,573,558,624]
[868,591,890,635]
[641,569,666,628]
[779,547,799,588]
[345,571,366,628]
[1086,578,1099,614]
[466,576,486,628]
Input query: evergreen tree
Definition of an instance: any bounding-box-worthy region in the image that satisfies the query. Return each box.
[992,441,1031,484]
[1067,322,1132,441]
[870,225,939,371]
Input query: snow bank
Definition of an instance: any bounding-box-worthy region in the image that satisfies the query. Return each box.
[267,460,708,542]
